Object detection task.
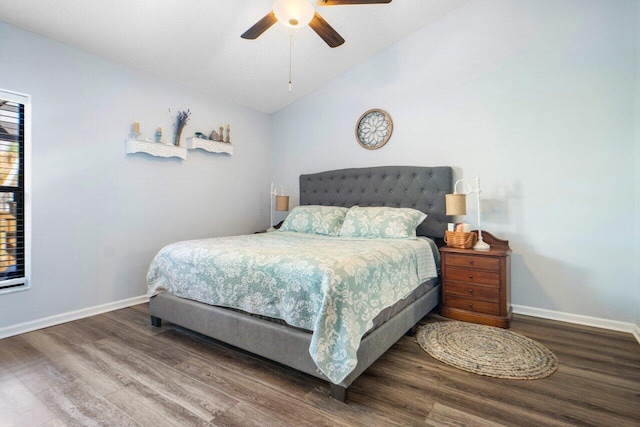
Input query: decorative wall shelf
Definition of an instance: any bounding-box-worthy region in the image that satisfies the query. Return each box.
[186,137,233,155]
[125,139,187,160]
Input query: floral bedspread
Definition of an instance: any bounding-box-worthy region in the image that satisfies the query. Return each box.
[147,231,437,383]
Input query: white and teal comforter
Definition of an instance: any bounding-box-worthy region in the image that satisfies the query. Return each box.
[147,231,437,383]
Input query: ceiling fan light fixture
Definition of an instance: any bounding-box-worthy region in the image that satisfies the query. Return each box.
[273,0,315,29]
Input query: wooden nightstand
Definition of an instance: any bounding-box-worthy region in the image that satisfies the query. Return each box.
[440,231,512,328]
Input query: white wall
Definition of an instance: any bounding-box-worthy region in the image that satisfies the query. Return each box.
[636,0,640,334]
[0,22,271,330]
[272,0,638,324]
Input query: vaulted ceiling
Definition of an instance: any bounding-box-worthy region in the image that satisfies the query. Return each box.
[0,0,469,113]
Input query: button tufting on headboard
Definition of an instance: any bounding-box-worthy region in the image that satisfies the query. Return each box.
[299,166,453,238]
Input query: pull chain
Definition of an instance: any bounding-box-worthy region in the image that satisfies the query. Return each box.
[288,31,293,93]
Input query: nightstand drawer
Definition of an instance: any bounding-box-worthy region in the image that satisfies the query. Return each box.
[439,232,512,328]
[446,295,500,316]
[445,267,500,287]
[445,282,500,300]
[445,254,500,271]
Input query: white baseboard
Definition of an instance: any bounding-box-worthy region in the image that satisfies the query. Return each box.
[632,324,640,344]
[2,297,638,345]
[512,304,640,344]
[0,295,150,339]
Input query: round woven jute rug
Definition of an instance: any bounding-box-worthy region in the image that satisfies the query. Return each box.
[416,321,558,379]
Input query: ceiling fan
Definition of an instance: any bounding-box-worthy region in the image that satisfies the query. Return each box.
[241,0,392,48]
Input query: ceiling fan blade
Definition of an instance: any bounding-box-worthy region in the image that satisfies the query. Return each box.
[241,11,278,40]
[319,0,392,5]
[309,12,345,48]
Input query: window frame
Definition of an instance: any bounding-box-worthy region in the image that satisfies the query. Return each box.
[0,88,31,295]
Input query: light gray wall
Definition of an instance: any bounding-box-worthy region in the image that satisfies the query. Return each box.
[0,22,271,328]
[272,0,638,323]
[636,0,640,332]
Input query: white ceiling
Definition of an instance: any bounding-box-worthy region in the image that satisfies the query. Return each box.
[0,0,469,114]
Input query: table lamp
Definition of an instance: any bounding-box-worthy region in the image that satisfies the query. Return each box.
[445,175,491,251]
[268,183,289,232]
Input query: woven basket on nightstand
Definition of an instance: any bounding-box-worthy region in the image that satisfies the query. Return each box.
[444,231,478,249]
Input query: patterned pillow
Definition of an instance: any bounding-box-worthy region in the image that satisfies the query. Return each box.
[280,205,349,236]
[339,206,427,239]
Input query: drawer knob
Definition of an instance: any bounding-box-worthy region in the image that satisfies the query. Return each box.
[468,303,474,308]
[468,260,474,265]
[468,288,473,294]
[468,275,473,279]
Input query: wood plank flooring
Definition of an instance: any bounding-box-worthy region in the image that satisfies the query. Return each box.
[1,304,638,426]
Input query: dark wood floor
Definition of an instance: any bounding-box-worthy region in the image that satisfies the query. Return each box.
[1,304,638,427]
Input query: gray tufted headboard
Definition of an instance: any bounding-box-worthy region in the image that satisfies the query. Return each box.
[299,166,453,238]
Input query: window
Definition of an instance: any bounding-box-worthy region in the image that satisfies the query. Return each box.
[0,89,30,294]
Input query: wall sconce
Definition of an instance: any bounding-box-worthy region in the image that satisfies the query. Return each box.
[269,183,289,232]
[445,175,491,251]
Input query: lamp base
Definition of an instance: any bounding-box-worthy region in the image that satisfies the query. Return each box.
[473,236,491,251]
[266,226,276,232]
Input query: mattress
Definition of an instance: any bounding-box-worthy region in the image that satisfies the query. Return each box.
[225,237,440,334]
[222,276,438,334]
[147,231,439,383]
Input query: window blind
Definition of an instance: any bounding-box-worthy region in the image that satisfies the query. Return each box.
[0,95,26,290]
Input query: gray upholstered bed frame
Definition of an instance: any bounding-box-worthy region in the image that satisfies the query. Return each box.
[150,165,453,402]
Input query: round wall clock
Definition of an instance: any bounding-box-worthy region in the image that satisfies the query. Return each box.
[355,109,393,150]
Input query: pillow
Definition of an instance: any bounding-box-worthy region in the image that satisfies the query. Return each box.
[280,205,349,236]
[339,206,427,239]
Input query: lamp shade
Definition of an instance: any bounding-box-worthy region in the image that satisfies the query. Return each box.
[275,195,290,211]
[273,0,315,28]
[445,193,467,216]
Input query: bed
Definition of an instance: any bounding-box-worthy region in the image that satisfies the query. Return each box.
[148,165,453,402]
